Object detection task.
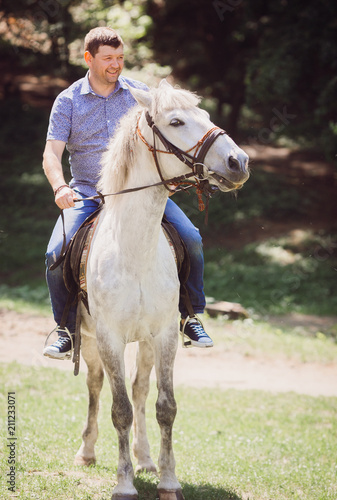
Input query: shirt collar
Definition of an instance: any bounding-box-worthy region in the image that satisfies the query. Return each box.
[80,72,92,95]
[81,71,127,96]
[117,76,129,91]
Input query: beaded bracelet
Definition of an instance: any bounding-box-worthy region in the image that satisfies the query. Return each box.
[54,184,69,196]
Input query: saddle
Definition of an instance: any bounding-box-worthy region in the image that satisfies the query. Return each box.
[61,207,193,374]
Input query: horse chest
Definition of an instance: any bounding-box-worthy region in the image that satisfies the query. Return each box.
[87,244,178,325]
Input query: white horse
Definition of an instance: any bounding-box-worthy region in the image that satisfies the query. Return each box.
[74,80,249,500]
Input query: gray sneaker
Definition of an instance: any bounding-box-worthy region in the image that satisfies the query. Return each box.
[43,331,74,360]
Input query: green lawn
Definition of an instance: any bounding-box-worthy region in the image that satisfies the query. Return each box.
[1,361,336,500]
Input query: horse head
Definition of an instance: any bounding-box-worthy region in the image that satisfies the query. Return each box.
[128,79,250,192]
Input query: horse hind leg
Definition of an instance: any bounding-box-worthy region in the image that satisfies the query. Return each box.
[74,334,104,466]
[131,340,157,474]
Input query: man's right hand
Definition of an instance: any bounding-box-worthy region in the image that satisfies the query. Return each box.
[55,185,76,209]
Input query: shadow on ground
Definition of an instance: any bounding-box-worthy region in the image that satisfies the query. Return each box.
[134,476,242,500]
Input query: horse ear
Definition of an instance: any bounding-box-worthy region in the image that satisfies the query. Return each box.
[159,79,173,89]
[127,85,152,109]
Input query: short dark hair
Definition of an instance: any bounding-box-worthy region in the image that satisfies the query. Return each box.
[84,27,124,56]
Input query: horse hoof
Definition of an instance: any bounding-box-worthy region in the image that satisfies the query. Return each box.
[74,455,96,466]
[157,488,185,500]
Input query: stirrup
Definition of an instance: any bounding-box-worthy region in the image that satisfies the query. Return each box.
[180,314,202,348]
[44,326,74,360]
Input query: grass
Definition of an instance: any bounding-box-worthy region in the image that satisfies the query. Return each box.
[0,362,337,499]
[205,316,337,364]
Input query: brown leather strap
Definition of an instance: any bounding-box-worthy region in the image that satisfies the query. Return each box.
[72,293,82,376]
[59,289,76,330]
[180,284,195,319]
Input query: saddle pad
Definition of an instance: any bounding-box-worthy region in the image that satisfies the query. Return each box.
[63,208,101,298]
[79,213,100,293]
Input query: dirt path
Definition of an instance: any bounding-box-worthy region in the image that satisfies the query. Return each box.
[1,309,336,397]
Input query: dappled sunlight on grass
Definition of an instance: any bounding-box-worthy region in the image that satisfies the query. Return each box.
[254,241,302,265]
[204,230,337,316]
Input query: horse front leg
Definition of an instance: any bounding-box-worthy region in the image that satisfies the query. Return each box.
[74,334,104,466]
[98,336,138,500]
[131,340,157,474]
[154,327,185,500]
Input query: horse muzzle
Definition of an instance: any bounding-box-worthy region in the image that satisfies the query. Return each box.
[208,152,250,192]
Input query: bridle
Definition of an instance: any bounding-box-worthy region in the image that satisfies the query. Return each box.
[74,109,226,207]
[138,111,226,199]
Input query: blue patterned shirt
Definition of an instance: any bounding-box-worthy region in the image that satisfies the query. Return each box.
[47,71,149,197]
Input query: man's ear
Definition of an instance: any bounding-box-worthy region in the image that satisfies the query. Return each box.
[126,85,152,109]
[84,51,92,66]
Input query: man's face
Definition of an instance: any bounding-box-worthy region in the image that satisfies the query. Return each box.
[85,44,124,87]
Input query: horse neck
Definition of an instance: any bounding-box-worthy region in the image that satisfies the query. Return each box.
[102,151,169,265]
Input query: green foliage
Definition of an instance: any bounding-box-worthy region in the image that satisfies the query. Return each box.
[0,99,58,286]
[1,362,337,499]
[173,170,307,228]
[0,0,85,76]
[244,1,337,160]
[0,284,50,315]
[172,167,337,317]
[0,0,166,83]
[1,0,337,158]
[144,0,337,159]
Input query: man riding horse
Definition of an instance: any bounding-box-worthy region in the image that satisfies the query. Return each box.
[43,26,214,359]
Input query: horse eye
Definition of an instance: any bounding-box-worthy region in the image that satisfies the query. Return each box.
[170,118,185,127]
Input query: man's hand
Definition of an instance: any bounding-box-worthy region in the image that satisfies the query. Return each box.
[54,185,77,209]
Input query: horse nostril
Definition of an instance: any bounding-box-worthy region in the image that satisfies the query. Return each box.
[228,155,240,171]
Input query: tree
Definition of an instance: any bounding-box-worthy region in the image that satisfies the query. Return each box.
[0,0,157,81]
[144,0,337,160]
[245,0,337,160]
[145,0,261,136]
[0,0,86,75]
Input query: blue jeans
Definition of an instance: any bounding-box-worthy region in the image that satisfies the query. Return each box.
[164,198,205,317]
[45,194,205,331]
